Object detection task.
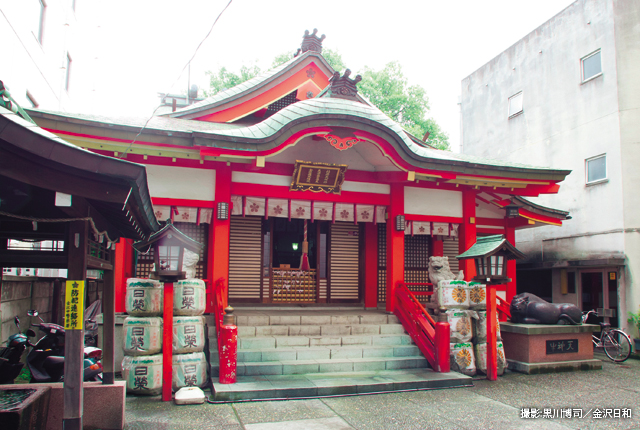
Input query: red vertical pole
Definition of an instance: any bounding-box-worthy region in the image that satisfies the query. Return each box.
[114,239,133,313]
[486,284,498,381]
[208,165,232,312]
[386,183,405,312]
[219,323,237,384]
[459,190,477,281]
[435,321,451,373]
[364,222,378,309]
[162,282,174,401]
[505,223,517,305]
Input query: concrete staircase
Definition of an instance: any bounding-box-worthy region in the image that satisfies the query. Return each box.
[211,308,427,377]
[209,307,472,401]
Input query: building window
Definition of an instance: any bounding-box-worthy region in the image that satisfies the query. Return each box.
[37,0,46,45]
[65,53,72,92]
[581,50,602,82]
[508,92,523,118]
[26,91,39,108]
[586,154,606,184]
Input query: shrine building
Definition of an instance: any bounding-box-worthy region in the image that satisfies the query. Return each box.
[26,30,571,312]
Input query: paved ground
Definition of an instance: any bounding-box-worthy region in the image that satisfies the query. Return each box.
[124,353,640,430]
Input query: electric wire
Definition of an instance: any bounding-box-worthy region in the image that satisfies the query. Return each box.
[117,0,233,159]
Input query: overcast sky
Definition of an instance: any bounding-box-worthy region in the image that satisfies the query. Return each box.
[76,0,576,152]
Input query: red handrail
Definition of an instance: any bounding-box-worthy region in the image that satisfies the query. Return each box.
[496,295,511,321]
[394,282,450,372]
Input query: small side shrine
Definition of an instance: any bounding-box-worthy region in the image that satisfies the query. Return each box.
[0,84,159,429]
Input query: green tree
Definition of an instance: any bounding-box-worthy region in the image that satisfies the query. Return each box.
[358,62,449,150]
[205,55,449,150]
[204,64,261,96]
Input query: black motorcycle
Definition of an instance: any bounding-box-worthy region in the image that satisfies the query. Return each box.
[0,316,36,383]
[26,310,103,382]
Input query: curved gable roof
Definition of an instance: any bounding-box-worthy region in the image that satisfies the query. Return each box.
[164,51,338,121]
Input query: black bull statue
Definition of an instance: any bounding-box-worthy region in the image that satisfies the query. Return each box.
[510,293,582,325]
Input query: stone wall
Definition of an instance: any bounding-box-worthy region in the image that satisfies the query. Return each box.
[1,276,56,343]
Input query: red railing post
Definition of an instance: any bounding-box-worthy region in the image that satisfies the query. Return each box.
[435,320,450,373]
[219,307,237,384]
[162,282,174,401]
[486,284,498,381]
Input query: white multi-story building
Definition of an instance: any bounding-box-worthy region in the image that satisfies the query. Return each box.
[1,0,89,111]
[460,0,640,333]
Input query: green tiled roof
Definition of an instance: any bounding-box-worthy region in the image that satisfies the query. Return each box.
[457,235,526,260]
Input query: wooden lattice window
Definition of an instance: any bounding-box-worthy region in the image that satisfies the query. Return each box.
[404,234,431,301]
[377,223,387,303]
[135,222,208,279]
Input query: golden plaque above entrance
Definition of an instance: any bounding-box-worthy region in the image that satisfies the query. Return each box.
[290,160,348,194]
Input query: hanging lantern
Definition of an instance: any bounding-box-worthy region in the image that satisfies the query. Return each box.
[395,215,406,232]
[133,220,204,282]
[504,200,520,218]
[457,234,525,284]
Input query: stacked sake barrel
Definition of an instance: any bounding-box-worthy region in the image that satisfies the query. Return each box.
[122,278,164,395]
[436,281,506,376]
[171,279,208,392]
[121,278,209,395]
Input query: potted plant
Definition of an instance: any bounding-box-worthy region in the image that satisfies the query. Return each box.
[628,308,640,352]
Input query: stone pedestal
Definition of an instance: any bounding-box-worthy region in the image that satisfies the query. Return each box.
[500,322,602,374]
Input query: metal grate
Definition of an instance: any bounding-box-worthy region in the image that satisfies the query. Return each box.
[135,222,208,279]
[377,223,387,303]
[267,90,298,112]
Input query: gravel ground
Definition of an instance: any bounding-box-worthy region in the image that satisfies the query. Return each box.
[125,353,640,430]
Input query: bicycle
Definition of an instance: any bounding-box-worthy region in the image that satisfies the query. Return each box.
[582,310,632,362]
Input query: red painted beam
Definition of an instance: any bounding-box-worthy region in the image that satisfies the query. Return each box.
[364,222,378,309]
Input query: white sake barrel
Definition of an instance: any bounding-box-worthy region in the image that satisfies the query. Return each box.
[436,280,469,309]
[125,278,163,316]
[122,354,163,395]
[474,311,502,343]
[173,316,206,354]
[172,352,208,391]
[468,282,487,309]
[174,279,206,316]
[450,342,476,376]
[475,341,506,376]
[445,310,477,343]
[122,317,162,356]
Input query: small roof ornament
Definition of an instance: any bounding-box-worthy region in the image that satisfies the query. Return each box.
[294,28,326,57]
[327,69,362,100]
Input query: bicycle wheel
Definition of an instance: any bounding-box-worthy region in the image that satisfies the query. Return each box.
[603,330,632,362]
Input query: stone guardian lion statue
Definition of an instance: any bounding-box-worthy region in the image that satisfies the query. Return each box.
[428,256,464,285]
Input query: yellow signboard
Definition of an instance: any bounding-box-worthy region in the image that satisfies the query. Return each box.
[64,280,85,330]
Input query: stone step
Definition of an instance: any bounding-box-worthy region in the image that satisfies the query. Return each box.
[211,356,429,377]
[236,323,406,337]
[234,334,413,350]
[211,345,422,363]
[235,312,399,327]
[212,369,472,401]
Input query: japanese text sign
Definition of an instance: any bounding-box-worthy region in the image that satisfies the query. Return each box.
[64,280,85,330]
[290,161,348,194]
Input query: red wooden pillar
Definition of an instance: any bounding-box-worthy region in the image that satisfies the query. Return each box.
[459,190,477,281]
[364,222,378,309]
[431,236,444,257]
[207,165,231,313]
[486,284,498,381]
[505,223,517,304]
[386,183,405,312]
[114,239,134,313]
[162,282,174,401]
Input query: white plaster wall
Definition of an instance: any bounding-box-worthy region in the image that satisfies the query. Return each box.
[404,186,462,217]
[476,201,504,219]
[232,171,390,194]
[461,0,624,260]
[0,1,90,111]
[146,165,215,201]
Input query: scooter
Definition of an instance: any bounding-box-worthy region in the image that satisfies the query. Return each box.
[26,310,103,382]
[0,316,36,383]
